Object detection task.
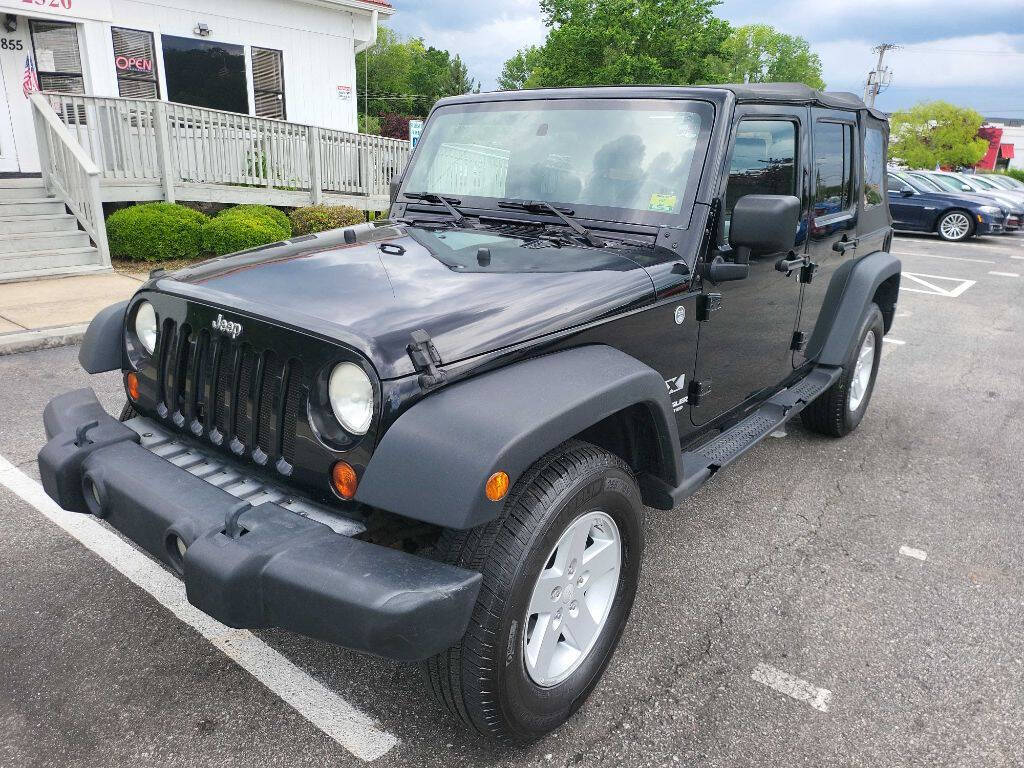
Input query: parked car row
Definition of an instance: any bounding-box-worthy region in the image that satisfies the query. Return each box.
[887,169,1024,241]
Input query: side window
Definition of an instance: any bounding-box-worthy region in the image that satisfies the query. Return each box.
[812,121,854,218]
[112,27,159,99]
[887,174,910,193]
[724,119,796,218]
[864,127,885,206]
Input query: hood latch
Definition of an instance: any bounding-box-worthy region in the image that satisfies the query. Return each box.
[407,329,446,389]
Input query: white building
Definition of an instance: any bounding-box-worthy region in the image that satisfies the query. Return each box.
[0,0,392,174]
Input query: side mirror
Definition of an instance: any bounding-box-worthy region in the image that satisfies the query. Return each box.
[901,189,914,197]
[729,194,800,260]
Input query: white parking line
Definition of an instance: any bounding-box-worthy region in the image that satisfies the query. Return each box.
[899,545,928,561]
[988,271,1020,278]
[751,663,832,713]
[0,456,399,762]
[900,272,976,297]
[882,338,906,345]
[890,250,995,265]
[1011,255,1024,261]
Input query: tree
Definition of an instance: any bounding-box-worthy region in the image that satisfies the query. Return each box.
[715,24,825,89]
[498,46,542,90]
[355,27,477,126]
[889,102,990,169]
[505,0,731,89]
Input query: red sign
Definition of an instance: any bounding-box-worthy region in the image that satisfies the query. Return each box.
[22,0,73,9]
[115,55,153,74]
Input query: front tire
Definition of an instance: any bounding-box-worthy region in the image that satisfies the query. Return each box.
[801,303,884,437]
[936,210,974,241]
[422,440,644,743]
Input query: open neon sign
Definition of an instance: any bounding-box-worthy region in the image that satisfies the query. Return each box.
[115,55,153,73]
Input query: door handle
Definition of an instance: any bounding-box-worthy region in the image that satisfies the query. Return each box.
[832,237,859,253]
[775,254,806,275]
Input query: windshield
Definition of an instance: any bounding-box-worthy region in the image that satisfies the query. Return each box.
[906,173,944,193]
[402,98,714,226]
[928,173,967,192]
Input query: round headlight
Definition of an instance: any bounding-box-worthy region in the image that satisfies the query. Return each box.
[328,362,373,435]
[134,301,158,355]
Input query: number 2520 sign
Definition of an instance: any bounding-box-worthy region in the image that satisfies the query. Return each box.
[22,0,74,9]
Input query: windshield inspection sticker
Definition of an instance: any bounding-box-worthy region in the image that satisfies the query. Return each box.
[648,193,677,213]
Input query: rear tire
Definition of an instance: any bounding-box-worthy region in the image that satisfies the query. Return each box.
[119,401,139,422]
[801,303,884,437]
[422,440,644,743]
[936,210,974,241]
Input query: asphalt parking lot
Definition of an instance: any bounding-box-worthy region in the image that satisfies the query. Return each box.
[1,231,1023,768]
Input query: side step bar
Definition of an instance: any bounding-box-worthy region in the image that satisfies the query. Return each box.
[641,365,842,509]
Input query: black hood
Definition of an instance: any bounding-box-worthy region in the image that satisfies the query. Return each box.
[153,223,656,379]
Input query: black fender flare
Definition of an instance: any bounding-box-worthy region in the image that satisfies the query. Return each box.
[355,345,684,530]
[78,300,128,374]
[808,250,901,366]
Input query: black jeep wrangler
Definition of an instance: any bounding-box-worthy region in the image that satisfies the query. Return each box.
[39,83,899,742]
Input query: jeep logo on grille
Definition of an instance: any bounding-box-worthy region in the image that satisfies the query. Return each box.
[211,314,243,339]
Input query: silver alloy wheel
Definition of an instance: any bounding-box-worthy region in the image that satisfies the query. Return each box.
[523,510,621,687]
[939,212,971,240]
[848,331,876,412]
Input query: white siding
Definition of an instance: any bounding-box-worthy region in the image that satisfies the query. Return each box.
[102,0,361,130]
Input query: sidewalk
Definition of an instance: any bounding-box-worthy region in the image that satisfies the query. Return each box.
[0,271,146,356]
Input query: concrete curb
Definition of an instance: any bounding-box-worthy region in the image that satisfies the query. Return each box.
[0,324,89,357]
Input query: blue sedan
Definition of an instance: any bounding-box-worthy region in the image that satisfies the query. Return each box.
[887,171,1008,241]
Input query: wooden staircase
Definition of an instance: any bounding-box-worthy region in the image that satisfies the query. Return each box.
[0,178,107,283]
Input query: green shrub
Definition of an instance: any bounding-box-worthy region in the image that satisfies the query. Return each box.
[289,205,364,235]
[217,204,291,235]
[201,211,290,256]
[1004,168,1024,184]
[105,203,209,262]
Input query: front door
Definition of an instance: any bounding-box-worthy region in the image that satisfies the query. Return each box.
[0,35,24,172]
[691,106,809,425]
[795,109,860,361]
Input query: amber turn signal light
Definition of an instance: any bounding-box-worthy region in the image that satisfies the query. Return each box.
[485,471,510,502]
[331,460,358,500]
[126,371,140,401]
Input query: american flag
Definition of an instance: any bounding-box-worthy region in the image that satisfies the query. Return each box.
[23,56,40,98]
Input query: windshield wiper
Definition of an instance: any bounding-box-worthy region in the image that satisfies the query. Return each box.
[402,192,469,227]
[497,199,606,248]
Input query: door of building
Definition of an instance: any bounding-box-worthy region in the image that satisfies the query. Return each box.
[0,62,19,172]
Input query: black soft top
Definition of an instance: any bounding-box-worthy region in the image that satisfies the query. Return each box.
[436,83,887,122]
[718,82,886,120]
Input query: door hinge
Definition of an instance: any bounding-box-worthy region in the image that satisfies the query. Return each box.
[790,331,807,351]
[696,292,722,322]
[800,261,818,284]
[688,378,712,405]
[407,329,447,389]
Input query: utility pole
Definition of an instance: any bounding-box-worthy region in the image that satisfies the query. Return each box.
[863,43,899,107]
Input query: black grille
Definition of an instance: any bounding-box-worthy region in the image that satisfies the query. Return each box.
[156,321,305,468]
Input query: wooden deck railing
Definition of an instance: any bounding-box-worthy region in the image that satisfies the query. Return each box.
[42,93,410,205]
[29,93,111,266]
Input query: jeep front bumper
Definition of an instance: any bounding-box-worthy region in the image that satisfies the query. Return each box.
[37,388,481,662]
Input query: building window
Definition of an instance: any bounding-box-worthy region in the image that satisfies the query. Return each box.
[29,19,84,94]
[161,35,247,113]
[112,27,159,99]
[863,126,885,207]
[812,121,854,217]
[252,47,285,120]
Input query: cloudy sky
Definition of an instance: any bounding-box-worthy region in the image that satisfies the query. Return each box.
[387,0,1024,117]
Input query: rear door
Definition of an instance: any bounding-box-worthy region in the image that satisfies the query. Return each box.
[691,104,808,425]
[795,109,859,362]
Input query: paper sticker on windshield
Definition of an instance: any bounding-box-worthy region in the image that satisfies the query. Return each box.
[648,193,677,212]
